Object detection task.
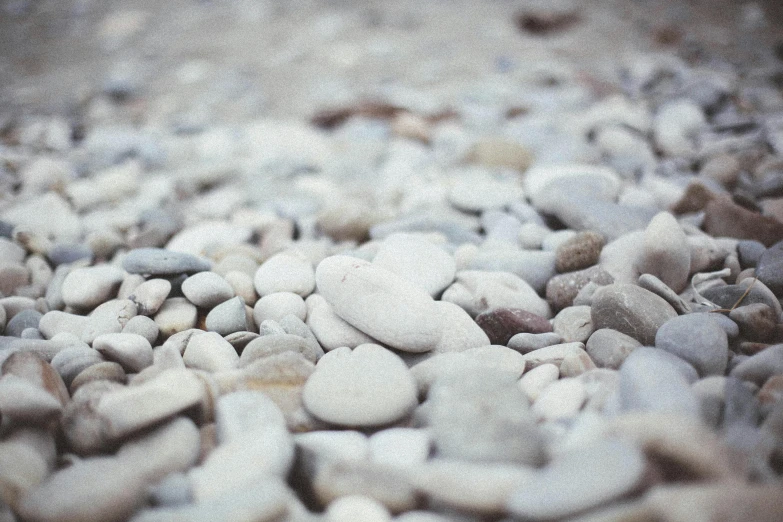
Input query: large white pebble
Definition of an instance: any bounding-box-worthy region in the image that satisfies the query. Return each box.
[303,344,418,427]
[305,294,375,351]
[93,333,153,373]
[254,251,315,297]
[182,332,239,372]
[372,235,456,297]
[61,266,125,310]
[315,256,443,352]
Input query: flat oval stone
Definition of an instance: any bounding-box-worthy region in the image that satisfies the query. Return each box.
[122,248,211,275]
[303,344,417,427]
[371,235,456,297]
[475,308,552,345]
[5,309,43,338]
[655,313,728,376]
[315,256,443,353]
[181,272,235,309]
[154,298,198,338]
[619,348,700,417]
[430,301,490,353]
[93,333,154,373]
[532,377,586,421]
[636,211,691,293]
[586,328,641,369]
[254,251,315,298]
[254,292,306,324]
[508,438,645,520]
[305,294,375,351]
[205,297,247,336]
[591,283,677,345]
[443,270,551,319]
[508,332,563,354]
[546,265,614,313]
[61,265,125,310]
[239,333,318,366]
[464,250,556,295]
[51,346,106,387]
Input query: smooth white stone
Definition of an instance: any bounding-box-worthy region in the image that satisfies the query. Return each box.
[518,363,560,402]
[532,378,587,421]
[182,331,239,372]
[315,256,443,352]
[372,234,456,297]
[254,292,307,324]
[305,294,375,351]
[254,251,315,297]
[369,428,431,468]
[442,270,551,319]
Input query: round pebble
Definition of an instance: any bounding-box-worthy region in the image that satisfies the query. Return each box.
[654,313,729,376]
[181,271,235,309]
[254,251,315,297]
[591,283,677,345]
[61,265,125,310]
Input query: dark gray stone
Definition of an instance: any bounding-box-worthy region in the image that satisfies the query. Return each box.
[756,240,783,296]
[48,243,93,266]
[586,328,641,370]
[4,308,43,337]
[737,240,766,269]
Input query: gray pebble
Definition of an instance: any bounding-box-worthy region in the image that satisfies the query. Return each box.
[128,278,171,316]
[637,273,691,314]
[205,296,248,336]
[729,344,783,385]
[591,283,677,345]
[93,333,154,373]
[20,327,44,339]
[586,328,641,369]
[737,240,766,269]
[50,346,106,387]
[48,243,93,266]
[546,265,614,313]
[756,240,783,296]
[4,308,43,337]
[465,249,556,294]
[122,248,211,276]
[552,305,594,343]
[619,347,700,417]
[181,271,235,309]
[654,313,729,376]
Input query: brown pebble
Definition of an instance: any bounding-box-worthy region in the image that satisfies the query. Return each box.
[475,308,552,345]
[729,303,778,343]
[670,181,717,214]
[555,231,605,273]
[703,196,783,247]
[1,351,69,407]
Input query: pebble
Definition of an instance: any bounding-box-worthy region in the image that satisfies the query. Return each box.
[183,331,239,372]
[546,265,614,313]
[316,256,443,352]
[122,315,160,345]
[154,298,198,338]
[654,313,729,376]
[618,348,700,417]
[636,211,691,293]
[254,292,307,324]
[729,303,777,342]
[205,296,248,336]
[637,273,691,314]
[305,294,375,351]
[93,333,154,373]
[181,271,235,309]
[70,361,127,393]
[302,344,418,427]
[591,283,677,345]
[644,483,783,522]
[17,457,148,522]
[61,265,125,310]
[326,495,392,522]
[122,247,211,275]
[519,363,560,402]
[428,370,545,465]
[254,251,315,297]
[430,300,490,353]
[475,307,552,345]
[50,346,106,387]
[369,428,431,468]
[0,373,64,424]
[737,239,766,268]
[585,328,641,369]
[81,299,138,344]
[239,333,318,366]
[447,170,523,213]
[507,438,645,520]
[756,239,783,296]
[519,342,591,371]
[729,344,783,385]
[0,263,29,296]
[555,231,604,273]
[372,234,456,297]
[532,377,586,421]
[406,460,534,515]
[552,305,594,343]
[4,308,43,338]
[443,270,551,318]
[507,332,562,353]
[464,249,556,294]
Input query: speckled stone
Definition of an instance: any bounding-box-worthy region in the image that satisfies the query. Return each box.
[475,308,552,346]
[555,231,604,274]
[591,284,677,345]
[122,248,211,275]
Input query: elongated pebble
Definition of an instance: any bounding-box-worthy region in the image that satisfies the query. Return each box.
[61,265,125,310]
[122,248,211,275]
[93,333,154,373]
[315,256,443,352]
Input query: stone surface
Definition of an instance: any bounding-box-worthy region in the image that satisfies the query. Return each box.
[555,231,604,274]
[305,293,375,351]
[254,292,306,324]
[127,279,171,316]
[122,248,211,275]
[254,250,315,297]
[154,298,198,338]
[181,271,235,309]
[591,283,678,345]
[654,313,729,376]
[636,211,691,293]
[316,256,443,352]
[183,331,239,372]
[303,344,418,427]
[586,328,641,369]
[93,333,153,373]
[443,270,551,318]
[507,332,563,354]
[756,239,783,296]
[507,438,645,520]
[475,307,552,346]
[372,234,456,297]
[546,265,614,313]
[205,296,248,336]
[552,305,594,343]
[430,300,490,353]
[729,344,783,385]
[61,265,125,310]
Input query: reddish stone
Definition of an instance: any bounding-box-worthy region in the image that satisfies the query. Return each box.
[703,196,783,247]
[475,308,552,345]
